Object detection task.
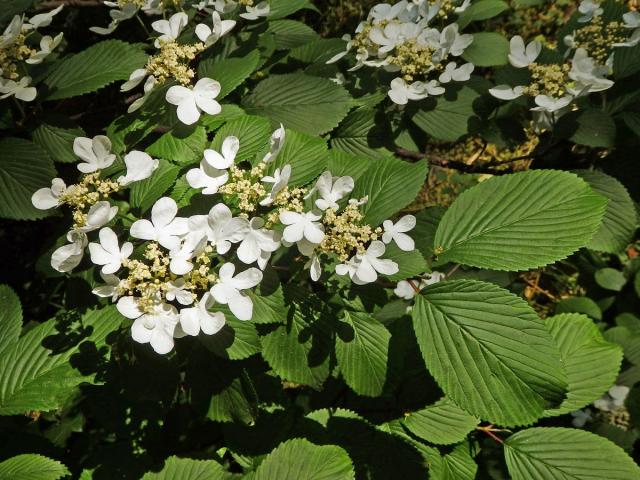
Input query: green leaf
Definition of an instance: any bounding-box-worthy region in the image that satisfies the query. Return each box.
[412,280,567,426]
[0,454,69,480]
[383,243,428,281]
[211,115,271,164]
[254,438,355,480]
[557,109,617,148]
[614,42,640,79]
[0,285,22,355]
[462,33,510,66]
[411,87,481,141]
[595,268,627,292]
[327,151,372,181]
[412,207,446,259]
[0,138,56,221]
[403,397,479,445]
[268,0,316,19]
[200,316,261,360]
[426,443,478,480]
[130,159,180,213]
[146,126,207,166]
[243,73,352,135]
[575,170,637,253]
[44,40,148,100]
[267,20,319,50]
[0,0,36,23]
[504,428,640,479]
[544,314,623,416]
[555,296,602,320]
[433,170,607,271]
[457,0,510,28]
[290,38,346,64]
[248,269,287,324]
[198,51,261,99]
[604,326,640,366]
[0,306,122,415]
[265,129,328,185]
[32,123,85,164]
[352,156,428,226]
[141,456,227,480]
[331,109,392,159]
[335,312,391,397]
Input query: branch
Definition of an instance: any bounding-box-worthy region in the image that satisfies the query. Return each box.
[36,0,102,9]
[395,148,529,175]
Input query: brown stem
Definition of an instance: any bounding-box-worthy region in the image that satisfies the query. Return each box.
[395,148,530,175]
[36,0,102,9]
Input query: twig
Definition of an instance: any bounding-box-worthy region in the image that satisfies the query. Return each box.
[395,148,529,175]
[36,0,102,9]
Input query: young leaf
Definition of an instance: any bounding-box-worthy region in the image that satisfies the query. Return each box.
[254,438,355,480]
[504,428,640,479]
[403,397,479,445]
[0,454,69,480]
[411,280,567,426]
[433,170,607,271]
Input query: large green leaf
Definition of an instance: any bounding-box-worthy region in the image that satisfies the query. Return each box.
[0,306,122,415]
[403,397,479,445]
[265,129,328,185]
[544,314,622,417]
[146,126,207,166]
[0,138,56,221]
[243,73,352,135]
[198,51,260,99]
[352,156,428,226]
[433,170,607,271]
[130,159,180,213]
[331,109,392,159]
[411,87,481,141]
[254,438,355,480]
[557,109,617,148]
[141,456,227,480]
[269,0,317,19]
[200,315,261,360]
[462,33,510,66]
[32,123,85,164]
[44,40,148,100]
[335,312,391,397]
[411,280,567,426]
[504,428,640,479]
[457,0,510,28]
[575,170,637,253]
[0,454,69,480]
[211,115,271,164]
[267,20,318,50]
[0,285,22,355]
[427,444,478,480]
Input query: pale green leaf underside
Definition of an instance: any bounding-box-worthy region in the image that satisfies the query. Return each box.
[0,454,69,480]
[434,170,607,271]
[403,397,479,445]
[412,280,567,427]
[504,427,640,479]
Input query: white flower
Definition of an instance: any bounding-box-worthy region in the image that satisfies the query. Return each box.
[239,1,270,20]
[0,15,23,49]
[130,302,180,354]
[369,1,408,21]
[73,135,116,173]
[439,24,473,57]
[623,11,640,29]
[237,217,281,268]
[489,84,525,101]
[0,77,37,102]
[186,159,229,194]
[178,292,226,336]
[577,0,602,23]
[121,68,148,92]
[130,197,189,250]
[394,271,445,299]
[280,211,325,244]
[32,178,69,210]
[438,62,474,83]
[326,34,353,64]
[336,241,399,285]
[195,11,236,46]
[166,78,222,125]
[152,12,189,47]
[369,22,422,53]
[454,0,472,13]
[382,214,416,251]
[188,203,248,254]
[306,253,322,282]
[262,124,286,163]
[27,5,64,29]
[388,78,432,104]
[212,0,238,14]
[90,3,138,35]
[568,48,614,93]
[25,33,64,65]
[166,278,195,306]
[260,164,291,206]
[92,272,122,301]
[508,36,542,68]
[594,385,630,412]
[211,263,263,320]
[571,409,592,428]
[51,230,88,273]
[89,227,133,274]
[204,136,239,169]
[79,201,119,233]
[531,94,573,113]
[169,233,208,275]
[117,151,159,186]
[308,171,354,211]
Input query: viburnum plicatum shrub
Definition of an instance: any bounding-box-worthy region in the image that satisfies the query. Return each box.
[1,0,639,478]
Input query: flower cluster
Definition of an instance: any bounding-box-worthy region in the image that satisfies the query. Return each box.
[327,0,474,105]
[193,0,271,20]
[90,0,165,35]
[0,7,64,102]
[32,126,423,354]
[571,385,631,431]
[31,135,159,272]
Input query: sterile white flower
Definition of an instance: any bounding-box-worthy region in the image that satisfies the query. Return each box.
[454,0,472,13]
[211,263,263,320]
[186,159,229,194]
[594,385,630,412]
[73,135,116,173]
[577,0,603,23]
[204,136,239,170]
[439,24,473,57]
[570,409,592,428]
[326,34,353,64]
[131,302,180,354]
[32,178,69,210]
[178,292,226,336]
[166,278,195,306]
[117,151,160,186]
[0,15,23,49]
[0,77,37,102]
[237,218,281,268]
[388,78,432,104]
[92,272,122,301]
[188,203,248,254]
[489,84,525,101]
[26,33,64,65]
[438,62,474,83]
[27,5,64,29]
[306,253,322,281]
[369,22,421,54]
[79,201,118,233]
[127,75,158,113]
[195,11,236,46]
[121,68,148,92]
[130,197,189,250]
[568,48,614,93]
[382,214,416,251]
[369,1,407,21]
[337,241,399,285]
[239,1,270,20]
[531,94,573,113]
[169,233,208,275]
[508,36,542,68]
[166,78,222,125]
[152,12,188,47]
[394,271,445,299]
[260,164,291,206]
[262,124,286,163]
[309,171,354,211]
[89,227,133,274]
[280,211,325,244]
[51,230,88,273]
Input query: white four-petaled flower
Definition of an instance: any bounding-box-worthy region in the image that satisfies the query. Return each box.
[178,292,226,336]
[309,171,354,211]
[152,12,189,47]
[117,151,159,186]
[130,197,189,250]
[74,135,116,173]
[166,78,222,125]
[280,211,325,244]
[382,215,416,251]
[89,227,133,274]
[211,263,263,320]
